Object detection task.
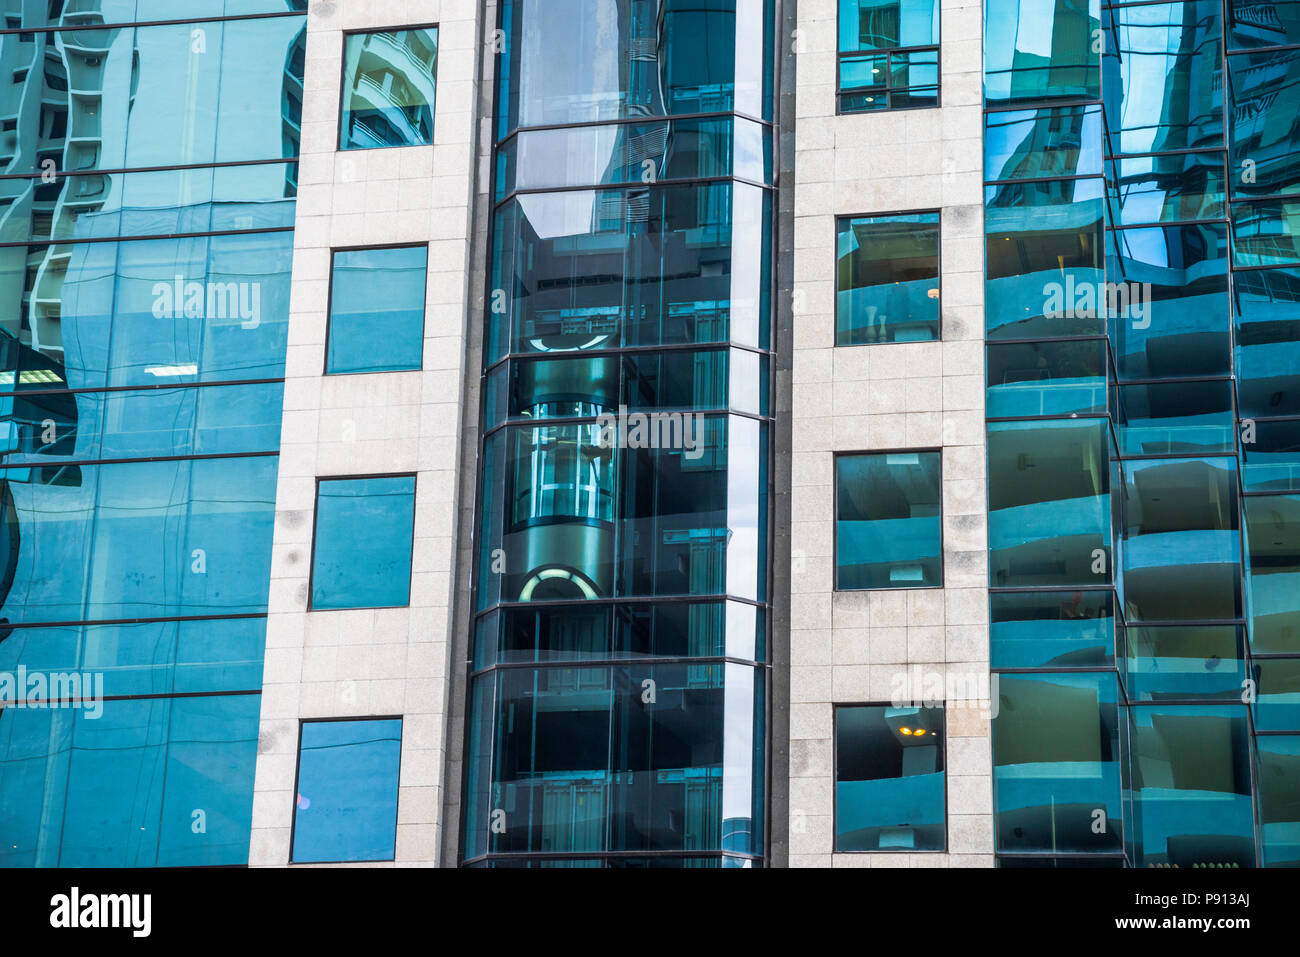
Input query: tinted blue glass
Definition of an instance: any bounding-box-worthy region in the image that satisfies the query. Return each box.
[1227,0,1300,48]
[292,718,402,863]
[985,105,1103,181]
[986,339,1107,417]
[326,246,427,374]
[985,178,1105,339]
[1235,268,1300,418]
[1255,659,1300,731]
[0,382,283,466]
[1242,419,1300,492]
[0,618,266,700]
[488,182,771,362]
[14,1,304,28]
[1102,2,1224,155]
[836,451,942,589]
[0,232,294,393]
[0,694,260,866]
[835,704,945,852]
[994,673,1123,854]
[984,0,1101,105]
[837,213,940,345]
[990,590,1115,668]
[1246,495,1300,654]
[988,419,1113,588]
[496,117,772,198]
[1228,49,1300,198]
[311,476,416,610]
[839,0,939,51]
[1116,379,1234,455]
[468,663,763,855]
[1233,200,1300,266]
[1121,625,1246,702]
[498,0,773,136]
[1122,457,1241,622]
[1126,705,1255,867]
[1257,735,1300,866]
[340,29,438,150]
[0,456,276,624]
[1107,223,1230,380]
[1106,153,1226,226]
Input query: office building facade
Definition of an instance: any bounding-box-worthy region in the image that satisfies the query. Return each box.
[0,0,1295,869]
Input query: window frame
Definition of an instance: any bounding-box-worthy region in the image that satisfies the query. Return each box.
[289,715,405,865]
[832,701,950,854]
[833,448,946,591]
[833,208,943,346]
[323,242,430,376]
[834,1,941,114]
[337,23,441,151]
[308,472,419,612]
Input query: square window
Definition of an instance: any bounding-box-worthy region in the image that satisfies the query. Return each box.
[292,718,402,863]
[326,246,427,374]
[836,451,943,589]
[311,476,416,610]
[340,28,438,150]
[836,212,940,345]
[835,704,946,852]
[838,0,939,112]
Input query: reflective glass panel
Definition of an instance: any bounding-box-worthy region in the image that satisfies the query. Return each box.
[836,212,940,345]
[311,476,416,610]
[340,29,437,150]
[327,246,427,374]
[836,451,942,589]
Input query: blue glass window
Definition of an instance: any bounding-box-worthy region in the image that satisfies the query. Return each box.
[835,704,946,852]
[292,718,403,863]
[340,29,438,150]
[836,451,942,589]
[837,213,940,345]
[985,0,1101,105]
[1257,735,1300,867]
[838,0,940,112]
[311,476,416,610]
[326,247,427,374]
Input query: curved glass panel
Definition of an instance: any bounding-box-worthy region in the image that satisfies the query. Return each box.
[487,182,771,363]
[986,339,1107,418]
[988,419,1113,588]
[1233,200,1300,267]
[340,29,437,150]
[1108,223,1230,380]
[1106,153,1225,226]
[327,246,427,374]
[1228,49,1300,199]
[985,105,1103,181]
[1115,378,1234,455]
[1125,705,1255,867]
[984,0,1100,105]
[1256,735,1300,867]
[986,178,1104,340]
[1242,418,1300,492]
[496,117,772,199]
[993,672,1123,854]
[497,0,773,137]
[1121,457,1241,623]
[1246,494,1300,653]
[1102,1,1224,156]
[990,589,1115,668]
[1120,624,1246,702]
[463,662,763,858]
[1255,658,1300,730]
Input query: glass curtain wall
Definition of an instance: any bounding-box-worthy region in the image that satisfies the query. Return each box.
[0,3,306,866]
[984,0,1300,867]
[462,0,775,868]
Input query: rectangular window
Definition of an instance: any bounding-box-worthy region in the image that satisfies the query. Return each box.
[836,451,943,589]
[326,246,428,374]
[292,718,403,863]
[311,476,416,610]
[340,27,438,149]
[836,212,940,345]
[838,0,939,112]
[835,704,946,851]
